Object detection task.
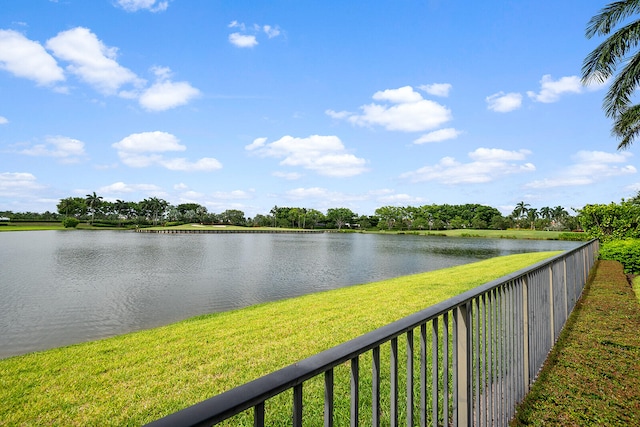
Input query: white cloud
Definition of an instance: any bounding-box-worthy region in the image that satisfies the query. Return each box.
[263,25,281,38]
[113,131,186,153]
[0,172,45,196]
[413,128,462,144]
[229,33,258,48]
[419,83,452,97]
[284,187,368,206]
[0,116,8,124]
[401,147,535,184]
[98,181,162,193]
[0,29,65,86]
[273,171,303,180]
[330,86,452,132]
[525,150,636,189]
[246,135,368,177]
[486,92,522,112]
[115,0,169,12]
[210,190,252,199]
[46,27,143,95]
[527,75,583,103]
[245,137,267,151]
[159,157,223,171]
[138,67,200,111]
[113,131,222,171]
[373,86,423,103]
[325,109,351,120]
[19,136,86,163]
[376,192,426,205]
[228,21,282,47]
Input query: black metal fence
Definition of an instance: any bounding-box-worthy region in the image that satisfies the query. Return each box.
[146,239,599,427]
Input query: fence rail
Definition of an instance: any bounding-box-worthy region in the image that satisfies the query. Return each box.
[146,239,599,427]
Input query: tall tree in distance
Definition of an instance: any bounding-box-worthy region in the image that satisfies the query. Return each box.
[582,0,640,149]
[85,192,103,224]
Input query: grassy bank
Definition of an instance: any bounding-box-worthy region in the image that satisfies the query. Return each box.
[0,252,559,425]
[511,260,640,426]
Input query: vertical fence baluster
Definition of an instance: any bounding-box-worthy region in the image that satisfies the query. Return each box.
[372,347,380,427]
[443,312,449,427]
[420,323,427,427]
[481,294,487,427]
[391,337,398,427]
[474,300,480,427]
[351,357,359,427]
[407,329,414,427]
[293,384,303,427]
[432,318,439,426]
[453,307,458,427]
[254,402,264,427]
[456,303,471,426]
[325,369,334,427]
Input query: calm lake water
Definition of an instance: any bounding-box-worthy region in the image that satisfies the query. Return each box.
[0,230,580,359]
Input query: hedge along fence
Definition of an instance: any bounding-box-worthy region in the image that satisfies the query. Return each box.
[599,239,640,274]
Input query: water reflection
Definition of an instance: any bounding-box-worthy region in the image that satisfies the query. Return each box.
[0,231,579,359]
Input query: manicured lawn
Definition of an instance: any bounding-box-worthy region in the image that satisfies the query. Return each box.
[415,228,583,240]
[511,260,640,426]
[0,252,559,426]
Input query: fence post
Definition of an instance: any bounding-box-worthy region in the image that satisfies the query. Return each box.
[522,275,530,390]
[456,302,472,426]
[548,265,555,344]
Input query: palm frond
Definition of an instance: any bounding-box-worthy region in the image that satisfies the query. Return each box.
[612,103,640,148]
[582,19,640,85]
[586,0,640,38]
[603,49,640,116]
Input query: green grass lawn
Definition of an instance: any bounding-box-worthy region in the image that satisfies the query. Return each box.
[0,252,559,426]
[511,260,640,426]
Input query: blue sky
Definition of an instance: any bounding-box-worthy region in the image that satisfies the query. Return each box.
[0,0,636,217]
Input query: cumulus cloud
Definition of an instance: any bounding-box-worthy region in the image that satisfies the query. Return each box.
[1,28,199,110]
[0,116,8,124]
[525,150,636,189]
[527,75,584,103]
[413,128,462,144]
[486,92,523,112]
[138,66,200,111]
[245,135,368,177]
[19,136,87,163]
[228,21,282,48]
[229,33,258,48]
[113,131,222,171]
[46,27,143,95]
[401,148,535,184]
[419,83,452,97]
[0,29,65,86]
[98,181,162,194]
[0,172,45,196]
[115,0,169,12]
[327,86,452,132]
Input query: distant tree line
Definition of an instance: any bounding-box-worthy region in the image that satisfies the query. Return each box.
[0,193,580,231]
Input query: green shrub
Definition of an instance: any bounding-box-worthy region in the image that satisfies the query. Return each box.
[62,217,80,228]
[599,239,640,274]
[558,232,590,241]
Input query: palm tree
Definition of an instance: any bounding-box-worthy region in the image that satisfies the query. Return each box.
[527,208,539,230]
[85,192,103,224]
[512,201,530,220]
[582,0,640,149]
